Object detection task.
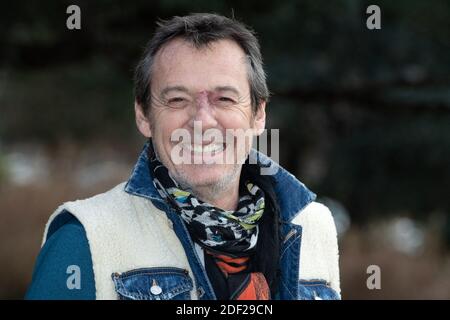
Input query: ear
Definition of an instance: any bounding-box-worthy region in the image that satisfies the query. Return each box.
[135,101,152,138]
[253,101,266,136]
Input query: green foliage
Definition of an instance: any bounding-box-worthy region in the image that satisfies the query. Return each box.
[0,0,449,228]
[321,113,450,222]
[0,154,6,185]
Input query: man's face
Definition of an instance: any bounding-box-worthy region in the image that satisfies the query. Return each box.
[136,38,265,192]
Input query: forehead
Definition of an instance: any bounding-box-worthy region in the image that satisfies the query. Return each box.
[152,38,249,92]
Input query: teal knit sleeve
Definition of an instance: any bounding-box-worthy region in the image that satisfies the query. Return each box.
[25,212,95,300]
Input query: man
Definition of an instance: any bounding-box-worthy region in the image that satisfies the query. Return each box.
[26,13,340,300]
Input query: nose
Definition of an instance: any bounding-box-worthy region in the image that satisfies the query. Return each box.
[188,91,218,130]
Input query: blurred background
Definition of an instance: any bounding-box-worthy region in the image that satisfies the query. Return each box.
[1,0,449,299]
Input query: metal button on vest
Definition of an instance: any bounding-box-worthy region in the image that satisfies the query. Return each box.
[197,287,205,298]
[150,279,162,295]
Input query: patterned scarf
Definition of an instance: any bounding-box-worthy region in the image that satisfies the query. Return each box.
[147,141,270,299]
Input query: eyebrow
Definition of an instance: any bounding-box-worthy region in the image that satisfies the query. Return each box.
[160,86,190,98]
[214,86,240,96]
[160,85,241,98]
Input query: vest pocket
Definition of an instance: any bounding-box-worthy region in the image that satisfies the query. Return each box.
[112,267,193,300]
[298,279,341,300]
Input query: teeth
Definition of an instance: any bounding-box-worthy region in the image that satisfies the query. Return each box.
[182,143,224,154]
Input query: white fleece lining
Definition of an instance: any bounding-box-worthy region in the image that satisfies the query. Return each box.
[43,182,198,300]
[42,183,341,299]
[291,202,341,295]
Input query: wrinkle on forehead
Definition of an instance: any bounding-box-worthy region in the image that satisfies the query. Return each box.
[154,38,248,74]
[152,38,252,106]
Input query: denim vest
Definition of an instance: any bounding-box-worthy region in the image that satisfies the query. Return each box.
[116,142,340,300]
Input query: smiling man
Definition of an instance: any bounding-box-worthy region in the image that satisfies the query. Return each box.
[138,36,263,211]
[26,13,341,300]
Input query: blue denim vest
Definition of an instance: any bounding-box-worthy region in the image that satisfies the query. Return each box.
[121,142,339,300]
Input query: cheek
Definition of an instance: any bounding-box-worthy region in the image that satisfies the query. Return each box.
[153,110,189,139]
[218,108,254,130]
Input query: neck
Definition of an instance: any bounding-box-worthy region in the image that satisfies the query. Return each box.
[189,178,240,211]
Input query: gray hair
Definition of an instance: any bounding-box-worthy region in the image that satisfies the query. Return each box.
[134,13,269,115]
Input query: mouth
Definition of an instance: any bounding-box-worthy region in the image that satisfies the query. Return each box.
[181,143,225,155]
[175,138,249,165]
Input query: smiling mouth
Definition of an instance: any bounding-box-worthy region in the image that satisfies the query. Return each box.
[181,143,225,154]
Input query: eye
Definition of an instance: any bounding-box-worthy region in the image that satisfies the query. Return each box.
[215,96,237,108]
[218,97,234,102]
[214,96,237,109]
[168,97,185,103]
[166,97,188,108]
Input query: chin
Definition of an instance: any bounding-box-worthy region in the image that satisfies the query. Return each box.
[185,165,224,183]
[174,164,238,189]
